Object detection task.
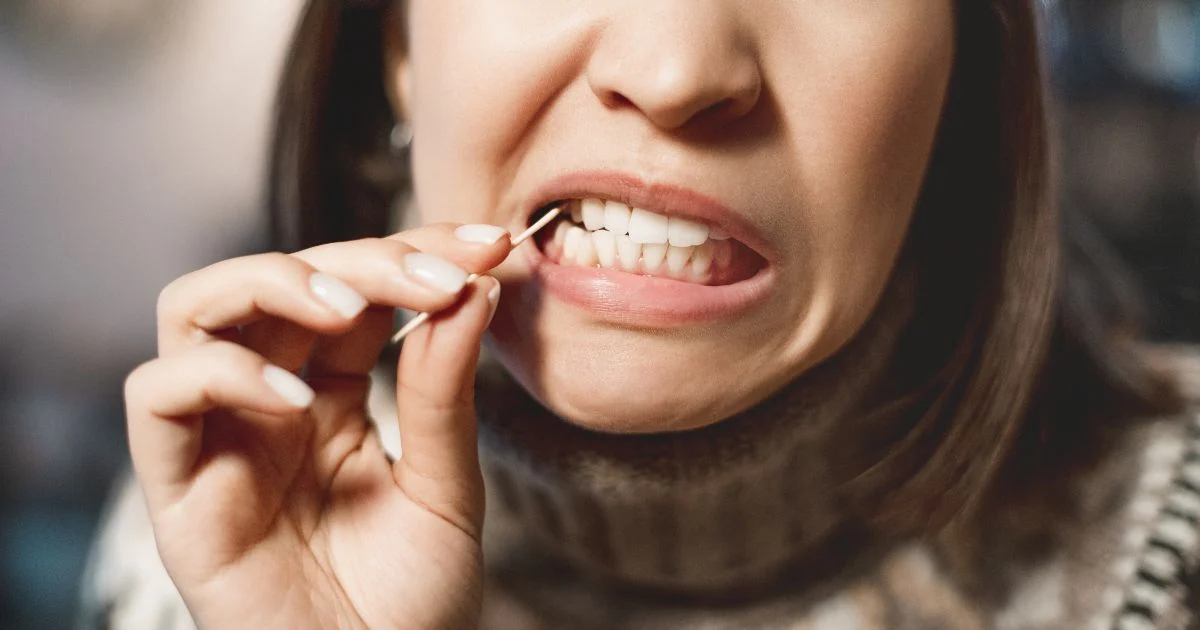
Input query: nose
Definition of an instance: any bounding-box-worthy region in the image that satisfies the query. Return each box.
[586,3,763,131]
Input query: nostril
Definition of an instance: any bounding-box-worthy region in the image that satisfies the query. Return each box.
[699,100,732,120]
[598,89,635,112]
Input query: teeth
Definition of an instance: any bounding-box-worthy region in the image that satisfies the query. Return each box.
[615,232,642,270]
[628,208,670,244]
[563,225,586,259]
[642,243,668,271]
[581,198,606,231]
[552,219,570,248]
[691,241,713,277]
[592,230,616,267]
[550,199,739,279]
[575,231,598,266]
[604,201,632,235]
[668,217,709,247]
[666,245,693,274]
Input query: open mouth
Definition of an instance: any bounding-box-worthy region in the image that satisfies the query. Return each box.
[530,199,766,286]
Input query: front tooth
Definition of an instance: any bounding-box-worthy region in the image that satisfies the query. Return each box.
[571,204,583,224]
[551,220,570,256]
[667,245,694,274]
[709,226,731,240]
[691,241,713,277]
[604,201,632,235]
[641,243,668,271]
[592,230,617,267]
[615,233,642,270]
[581,198,606,231]
[575,232,599,266]
[563,225,586,259]
[667,217,709,247]
[628,208,669,244]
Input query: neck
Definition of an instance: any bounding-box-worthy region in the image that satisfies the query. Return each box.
[476,269,917,595]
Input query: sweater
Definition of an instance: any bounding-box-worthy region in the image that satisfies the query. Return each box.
[78,341,1200,630]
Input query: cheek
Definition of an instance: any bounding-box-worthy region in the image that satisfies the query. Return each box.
[771,4,955,313]
[404,1,584,225]
[404,4,504,223]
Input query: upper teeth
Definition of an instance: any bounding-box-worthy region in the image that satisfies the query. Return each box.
[569,198,729,246]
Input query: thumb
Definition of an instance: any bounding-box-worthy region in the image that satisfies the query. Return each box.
[392,276,499,539]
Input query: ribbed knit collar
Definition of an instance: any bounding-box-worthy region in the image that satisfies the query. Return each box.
[474,270,916,595]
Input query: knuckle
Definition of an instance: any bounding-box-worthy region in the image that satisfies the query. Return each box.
[374,240,418,270]
[255,252,308,283]
[155,277,188,323]
[123,361,156,403]
[363,237,415,259]
[396,376,472,416]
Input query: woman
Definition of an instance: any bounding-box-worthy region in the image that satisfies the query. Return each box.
[85,0,1200,628]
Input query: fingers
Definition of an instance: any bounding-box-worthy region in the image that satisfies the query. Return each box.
[305,309,396,377]
[393,275,500,539]
[300,224,511,376]
[385,222,513,274]
[157,223,512,372]
[291,237,477,308]
[157,254,368,357]
[125,341,314,501]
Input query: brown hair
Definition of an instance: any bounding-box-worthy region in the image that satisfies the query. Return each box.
[268,0,1182,533]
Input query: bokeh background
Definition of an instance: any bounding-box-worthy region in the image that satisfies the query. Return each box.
[0,0,1197,628]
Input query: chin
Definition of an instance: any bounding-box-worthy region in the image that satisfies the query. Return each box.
[547,381,723,434]
[497,336,755,434]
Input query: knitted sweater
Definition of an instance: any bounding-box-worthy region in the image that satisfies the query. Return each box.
[79,347,1200,630]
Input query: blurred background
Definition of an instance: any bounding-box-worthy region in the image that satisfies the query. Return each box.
[0,0,1197,628]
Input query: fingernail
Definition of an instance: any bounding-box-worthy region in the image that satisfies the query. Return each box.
[486,281,502,325]
[404,252,469,294]
[454,224,509,245]
[309,273,368,319]
[262,365,315,409]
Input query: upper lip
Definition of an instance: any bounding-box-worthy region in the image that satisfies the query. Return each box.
[525,171,775,261]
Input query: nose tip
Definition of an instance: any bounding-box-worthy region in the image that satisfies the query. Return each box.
[592,58,763,130]
[586,10,763,131]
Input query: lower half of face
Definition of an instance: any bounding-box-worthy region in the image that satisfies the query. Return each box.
[401,0,955,433]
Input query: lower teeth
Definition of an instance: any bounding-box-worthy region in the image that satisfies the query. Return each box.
[548,220,723,281]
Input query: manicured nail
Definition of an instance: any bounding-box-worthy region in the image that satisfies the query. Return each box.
[404,252,469,294]
[309,273,368,319]
[262,365,315,408]
[486,281,502,325]
[454,224,509,245]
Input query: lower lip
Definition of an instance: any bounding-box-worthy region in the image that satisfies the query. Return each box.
[523,243,775,326]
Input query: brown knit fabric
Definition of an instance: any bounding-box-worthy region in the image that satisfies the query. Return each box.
[475,350,1200,630]
[76,267,1200,630]
[476,268,915,595]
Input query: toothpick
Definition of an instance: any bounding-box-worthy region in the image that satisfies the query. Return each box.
[389,207,562,345]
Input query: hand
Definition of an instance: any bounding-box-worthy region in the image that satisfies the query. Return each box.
[125,223,512,629]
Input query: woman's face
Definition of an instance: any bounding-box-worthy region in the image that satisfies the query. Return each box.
[389,1,955,433]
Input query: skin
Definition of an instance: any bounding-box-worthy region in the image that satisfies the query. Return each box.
[394,0,956,432]
[126,1,955,627]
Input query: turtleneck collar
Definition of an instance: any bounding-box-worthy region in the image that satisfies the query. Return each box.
[475,268,917,595]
